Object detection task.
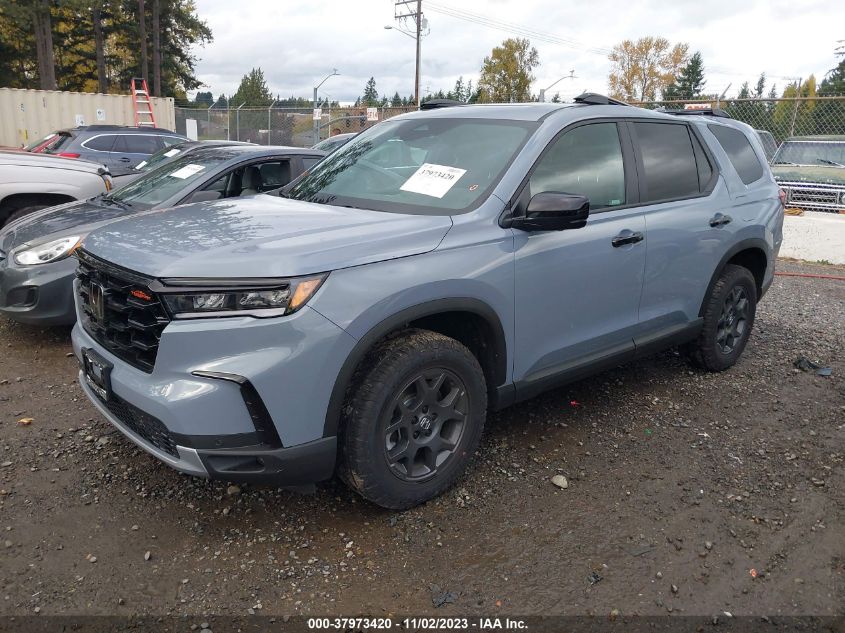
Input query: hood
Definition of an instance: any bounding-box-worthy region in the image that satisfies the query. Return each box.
[0,197,138,253]
[0,150,107,174]
[81,195,454,278]
[771,164,845,185]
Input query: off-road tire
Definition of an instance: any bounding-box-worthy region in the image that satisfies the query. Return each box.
[689,264,757,372]
[338,329,487,509]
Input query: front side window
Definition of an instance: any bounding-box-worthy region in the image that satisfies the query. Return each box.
[287,118,537,215]
[108,152,229,207]
[633,122,700,202]
[528,122,626,210]
[708,124,764,185]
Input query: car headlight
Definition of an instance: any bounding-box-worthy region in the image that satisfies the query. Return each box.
[160,273,327,318]
[13,235,82,266]
[839,190,845,205]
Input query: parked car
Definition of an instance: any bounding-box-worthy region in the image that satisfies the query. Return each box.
[0,145,324,325]
[111,140,255,188]
[40,125,187,176]
[312,132,356,154]
[771,135,845,213]
[754,129,778,163]
[71,95,783,509]
[0,151,112,228]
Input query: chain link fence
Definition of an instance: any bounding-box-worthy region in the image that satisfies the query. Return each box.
[633,96,845,142]
[175,106,417,147]
[177,97,845,148]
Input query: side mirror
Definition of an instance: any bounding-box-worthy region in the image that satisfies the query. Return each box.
[185,190,222,204]
[511,192,590,232]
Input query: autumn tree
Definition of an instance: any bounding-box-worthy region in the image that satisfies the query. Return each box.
[608,36,688,101]
[478,38,539,102]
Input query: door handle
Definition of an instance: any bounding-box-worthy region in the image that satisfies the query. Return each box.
[118,157,131,162]
[611,231,644,247]
[709,213,733,227]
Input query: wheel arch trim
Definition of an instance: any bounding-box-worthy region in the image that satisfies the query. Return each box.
[322,297,508,438]
[698,237,770,317]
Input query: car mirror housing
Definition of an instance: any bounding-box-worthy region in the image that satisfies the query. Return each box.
[511,192,590,232]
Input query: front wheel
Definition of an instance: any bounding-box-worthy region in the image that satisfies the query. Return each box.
[689,264,757,372]
[338,329,487,509]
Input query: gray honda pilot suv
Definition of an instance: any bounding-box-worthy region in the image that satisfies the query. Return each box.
[71,94,783,509]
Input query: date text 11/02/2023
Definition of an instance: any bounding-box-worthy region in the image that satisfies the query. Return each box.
[307,617,528,630]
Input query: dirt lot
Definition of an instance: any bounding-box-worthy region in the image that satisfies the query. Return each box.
[0,260,843,621]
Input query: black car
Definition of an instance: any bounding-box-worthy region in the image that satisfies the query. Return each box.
[40,125,187,175]
[111,140,255,188]
[0,145,325,325]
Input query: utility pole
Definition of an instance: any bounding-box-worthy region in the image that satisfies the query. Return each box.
[393,1,425,108]
[414,0,421,107]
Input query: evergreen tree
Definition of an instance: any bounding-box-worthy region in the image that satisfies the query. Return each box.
[664,51,705,100]
[362,77,378,106]
[231,67,273,106]
[391,91,402,107]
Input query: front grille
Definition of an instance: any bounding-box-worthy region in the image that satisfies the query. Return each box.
[76,250,170,373]
[105,392,178,457]
[780,181,845,213]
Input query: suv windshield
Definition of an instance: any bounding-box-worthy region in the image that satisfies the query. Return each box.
[287,118,537,214]
[772,140,845,167]
[107,152,227,207]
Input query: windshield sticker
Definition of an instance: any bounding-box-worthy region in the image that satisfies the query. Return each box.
[400,163,467,198]
[134,160,148,170]
[163,148,181,157]
[169,163,206,179]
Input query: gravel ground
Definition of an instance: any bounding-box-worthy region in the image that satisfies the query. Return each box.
[0,259,843,619]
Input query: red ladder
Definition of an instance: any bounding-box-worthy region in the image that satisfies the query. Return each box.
[130,77,157,127]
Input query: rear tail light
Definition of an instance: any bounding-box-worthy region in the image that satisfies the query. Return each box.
[778,188,787,207]
[58,152,80,159]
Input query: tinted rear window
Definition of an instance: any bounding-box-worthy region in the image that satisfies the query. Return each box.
[83,134,117,152]
[633,122,700,202]
[708,124,764,184]
[114,134,160,154]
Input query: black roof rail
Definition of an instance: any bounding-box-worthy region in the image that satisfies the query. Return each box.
[656,107,731,119]
[420,99,465,110]
[573,92,630,107]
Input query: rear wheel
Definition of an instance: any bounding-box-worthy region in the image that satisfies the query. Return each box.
[689,264,757,372]
[338,329,487,509]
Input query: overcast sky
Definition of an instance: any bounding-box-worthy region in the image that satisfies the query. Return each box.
[191,0,843,104]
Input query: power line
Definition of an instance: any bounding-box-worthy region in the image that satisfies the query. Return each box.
[425,2,613,56]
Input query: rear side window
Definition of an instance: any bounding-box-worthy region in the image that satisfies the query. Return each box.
[633,122,700,202]
[708,124,764,185]
[691,132,714,191]
[114,134,159,154]
[82,134,117,152]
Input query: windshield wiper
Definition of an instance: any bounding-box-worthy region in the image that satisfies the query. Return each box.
[773,161,800,166]
[817,158,845,167]
[100,197,133,210]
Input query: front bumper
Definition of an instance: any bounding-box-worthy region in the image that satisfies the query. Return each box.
[79,371,337,484]
[0,254,77,325]
[72,295,357,486]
